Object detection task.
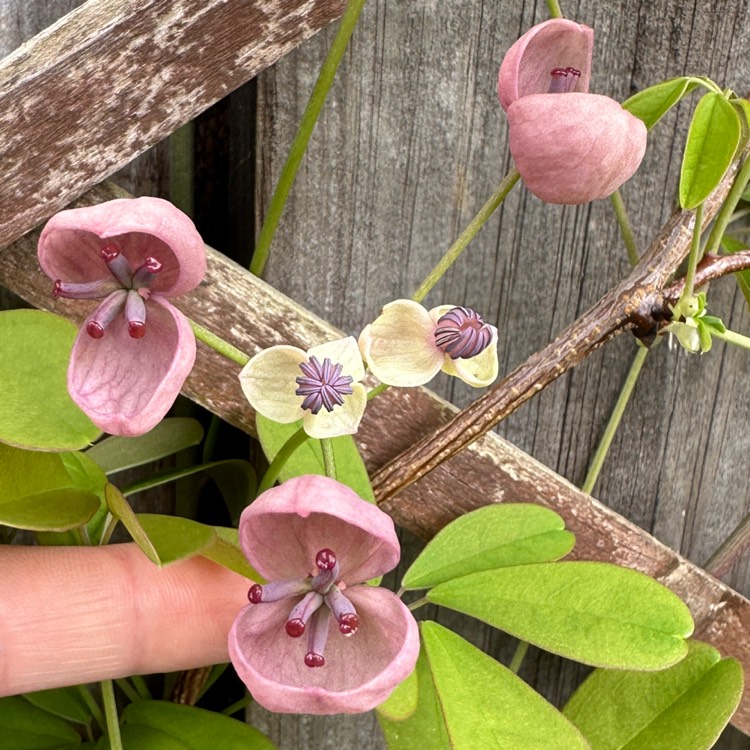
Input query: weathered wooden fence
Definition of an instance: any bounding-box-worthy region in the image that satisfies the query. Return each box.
[3,1,750,747]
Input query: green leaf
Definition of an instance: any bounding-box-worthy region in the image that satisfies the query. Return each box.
[86,418,204,473]
[105,483,160,564]
[137,514,215,565]
[23,687,92,725]
[0,309,102,451]
[204,527,262,581]
[427,562,693,670]
[420,622,588,749]
[680,92,742,209]
[256,415,374,501]
[377,665,419,721]
[563,640,743,749]
[623,77,698,130]
[0,695,81,748]
[721,235,750,311]
[119,700,276,749]
[733,97,750,129]
[402,504,574,590]
[0,444,104,531]
[378,643,451,750]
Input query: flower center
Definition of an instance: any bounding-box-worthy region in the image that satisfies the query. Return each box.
[295,356,354,414]
[53,242,163,340]
[434,306,493,359]
[548,67,581,94]
[247,548,360,669]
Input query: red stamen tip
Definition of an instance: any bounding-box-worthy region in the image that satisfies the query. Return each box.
[86,321,105,339]
[100,242,120,262]
[338,613,359,635]
[286,619,306,638]
[52,280,63,297]
[304,653,325,668]
[248,584,263,604]
[128,321,146,339]
[144,257,162,273]
[315,548,337,571]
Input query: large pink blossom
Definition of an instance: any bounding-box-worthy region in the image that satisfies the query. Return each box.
[228,475,419,714]
[498,19,647,204]
[38,197,206,436]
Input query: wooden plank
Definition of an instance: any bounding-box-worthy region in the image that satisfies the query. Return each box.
[3,182,750,733]
[0,0,346,250]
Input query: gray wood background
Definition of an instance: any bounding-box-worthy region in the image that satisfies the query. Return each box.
[3,0,750,748]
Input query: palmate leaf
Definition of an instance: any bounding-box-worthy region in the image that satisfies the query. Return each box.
[563,640,743,749]
[401,504,574,590]
[0,695,81,748]
[380,622,588,750]
[427,561,693,670]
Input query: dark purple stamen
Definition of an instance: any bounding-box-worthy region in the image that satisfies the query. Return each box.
[326,587,359,636]
[131,256,163,287]
[125,290,146,339]
[434,306,493,359]
[548,66,581,94]
[248,584,263,604]
[295,356,354,414]
[315,548,337,571]
[53,278,121,299]
[285,591,324,637]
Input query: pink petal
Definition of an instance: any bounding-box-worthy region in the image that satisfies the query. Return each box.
[228,586,419,714]
[38,197,206,297]
[498,19,593,111]
[508,93,647,204]
[68,297,195,436]
[239,475,399,583]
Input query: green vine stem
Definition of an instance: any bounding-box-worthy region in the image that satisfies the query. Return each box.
[76,685,106,731]
[366,382,389,400]
[250,0,368,276]
[703,156,750,256]
[546,0,564,18]
[712,327,750,350]
[189,319,249,367]
[257,426,310,493]
[321,438,337,479]
[610,189,640,266]
[581,343,649,494]
[679,202,704,304]
[101,680,123,750]
[411,168,521,303]
[509,640,530,674]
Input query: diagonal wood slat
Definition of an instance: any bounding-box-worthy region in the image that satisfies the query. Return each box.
[0,0,346,250]
[2,182,750,732]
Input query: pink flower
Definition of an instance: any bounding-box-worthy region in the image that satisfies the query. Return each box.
[228,475,419,714]
[498,19,647,204]
[38,197,206,436]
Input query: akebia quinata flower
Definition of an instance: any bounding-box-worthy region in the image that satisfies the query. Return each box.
[359,299,499,387]
[498,19,647,204]
[228,474,419,714]
[38,197,206,436]
[239,337,367,439]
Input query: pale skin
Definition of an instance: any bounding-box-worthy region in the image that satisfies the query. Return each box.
[0,543,250,697]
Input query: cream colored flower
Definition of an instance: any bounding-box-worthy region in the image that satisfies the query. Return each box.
[239,337,367,439]
[359,300,499,388]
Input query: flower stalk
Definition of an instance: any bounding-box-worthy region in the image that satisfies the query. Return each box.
[101,680,123,750]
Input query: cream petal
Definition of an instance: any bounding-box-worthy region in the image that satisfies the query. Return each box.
[302,383,367,439]
[308,336,365,382]
[441,326,500,387]
[360,300,444,387]
[239,346,307,423]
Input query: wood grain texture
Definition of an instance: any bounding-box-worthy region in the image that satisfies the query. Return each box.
[3,183,750,738]
[255,0,750,745]
[0,0,346,250]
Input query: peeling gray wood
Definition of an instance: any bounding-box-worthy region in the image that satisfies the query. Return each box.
[256,0,750,745]
[0,0,346,250]
[3,183,750,738]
